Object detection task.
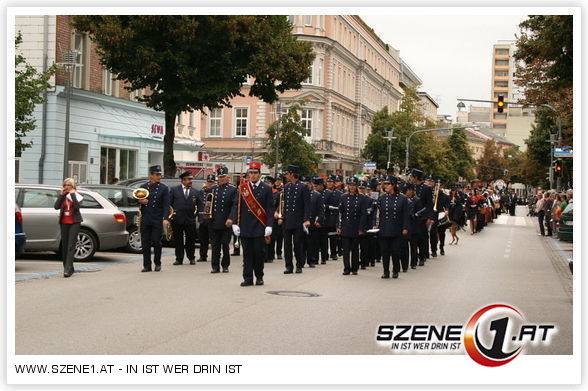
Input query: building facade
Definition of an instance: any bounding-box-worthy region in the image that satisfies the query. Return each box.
[490,41,534,151]
[15,15,203,185]
[417,91,439,124]
[199,15,407,176]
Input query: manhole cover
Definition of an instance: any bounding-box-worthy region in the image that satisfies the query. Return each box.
[266,290,320,298]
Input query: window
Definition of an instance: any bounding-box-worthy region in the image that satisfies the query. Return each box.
[495,81,508,88]
[100,147,137,184]
[72,32,86,89]
[209,108,222,137]
[495,60,509,66]
[93,189,124,207]
[303,63,313,84]
[79,195,102,209]
[495,49,509,55]
[494,124,507,129]
[317,58,323,86]
[494,114,507,120]
[235,107,248,137]
[103,68,114,95]
[288,15,295,25]
[495,71,508,77]
[304,15,312,26]
[177,114,182,134]
[22,189,60,208]
[129,89,141,102]
[301,109,312,136]
[189,112,194,127]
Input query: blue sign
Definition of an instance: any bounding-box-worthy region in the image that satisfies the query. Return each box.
[554,146,572,158]
[245,156,253,166]
[364,162,377,168]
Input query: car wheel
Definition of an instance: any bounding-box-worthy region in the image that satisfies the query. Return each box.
[74,229,97,262]
[125,226,142,253]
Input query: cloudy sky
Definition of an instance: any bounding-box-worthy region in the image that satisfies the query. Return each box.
[360,14,528,118]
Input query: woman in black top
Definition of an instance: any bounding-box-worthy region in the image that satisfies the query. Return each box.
[54,178,84,277]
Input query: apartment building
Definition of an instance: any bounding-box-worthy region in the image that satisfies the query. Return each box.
[417,91,439,124]
[15,15,202,185]
[200,15,406,176]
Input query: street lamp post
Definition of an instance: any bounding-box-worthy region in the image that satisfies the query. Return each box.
[274,103,281,177]
[384,129,396,170]
[59,50,79,179]
[541,104,562,191]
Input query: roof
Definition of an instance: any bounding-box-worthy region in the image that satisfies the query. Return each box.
[417,91,439,108]
[471,128,516,146]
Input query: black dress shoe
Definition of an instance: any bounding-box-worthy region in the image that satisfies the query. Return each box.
[411,265,417,269]
[381,273,390,279]
[265,259,274,263]
[283,269,293,274]
[342,271,350,275]
[231,251,240,256]
[431,253,437,258]
[402,268,408,272]
[308,264,315,268]
[189,259,196,265]
[392,272,399,279]
[370,262,375,267]
[277,255,282,260]
[240,281,254,287]
[141,268,152,272]
[222,267,229,273]
[440,250,445,256]
[154,265,161,272]
[211,269,220,273]
[360,266,367,270]
[63,272,72,278]
[255,280,264,286]
[295,268,302,273]
[419,261,425,266]
[321,261,327,264]
[352,271,358,275]
[197,258,207,262]
[173,261,183,265]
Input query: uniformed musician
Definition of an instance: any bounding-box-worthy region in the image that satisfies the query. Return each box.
[358,180,372,270]
[411,169,434,264]
[137,165,171,272]
[337,177,367,276]
[170,171,199,265]
[230,162,274,287]
[403,183,426,268]
[206,166,237,273]
[276,165,311,274]
[376,176,409,279]
[368,178,381,266]
[324,175,341,260]
[314,177,330,265]
[334,174,345,258]
[263,175,277,263]
[306,176,326,268]
[196,174,216,263]
[270,173,284,261]
[434,181,450,256]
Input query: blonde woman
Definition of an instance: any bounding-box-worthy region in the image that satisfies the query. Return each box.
[54,178,84,277]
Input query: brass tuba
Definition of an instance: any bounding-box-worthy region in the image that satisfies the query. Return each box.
[203,191,215,219]
[132,188,150,229]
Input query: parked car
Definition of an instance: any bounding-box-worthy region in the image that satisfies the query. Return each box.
[15,184,128,262]
[15,204,26,257]
[117,177,206,191]
[558,202,573,242]
[79,185,142,253]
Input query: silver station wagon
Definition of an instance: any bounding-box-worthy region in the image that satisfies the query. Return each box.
[15,184,128,262]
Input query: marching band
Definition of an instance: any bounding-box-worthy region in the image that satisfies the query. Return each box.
[138,163,503,287]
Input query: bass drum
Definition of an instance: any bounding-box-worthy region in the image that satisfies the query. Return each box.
[438,212,452,229]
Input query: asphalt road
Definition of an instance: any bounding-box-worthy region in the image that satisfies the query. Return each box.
[15,206,573,355]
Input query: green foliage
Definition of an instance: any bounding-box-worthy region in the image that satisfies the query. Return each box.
[15,32,55,156]
[362,86,475,183]
[263,101,320,176]
[525,107,555,167]
[476,139,505,182]
[72,16,314,176]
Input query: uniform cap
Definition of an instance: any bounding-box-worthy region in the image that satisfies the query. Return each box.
[216,166,229,177]
[249,162,261,171]
[286,165,300,174]
[206,174,216,182]
[179,171,193,179]
[345,177,359,185]
[312,176,324,185]
[411,168,423,179]
[149,165,162,174]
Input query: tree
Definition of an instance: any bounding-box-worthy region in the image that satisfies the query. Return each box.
[72,16,314,176]
[15,31,55,156]
[361,107,395,169]
[476,139,505,182]
[514,16,573,137]
[263,101,320,176]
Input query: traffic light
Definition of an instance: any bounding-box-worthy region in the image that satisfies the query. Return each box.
[497,96,505,113]
[554,159,563,176]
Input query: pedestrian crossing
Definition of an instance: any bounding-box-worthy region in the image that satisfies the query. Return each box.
[493,214,530,226]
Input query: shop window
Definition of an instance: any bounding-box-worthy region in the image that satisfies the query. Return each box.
[100,147,137,184]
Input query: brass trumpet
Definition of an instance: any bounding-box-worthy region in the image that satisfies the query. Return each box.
[276,191,284,219]
[203,191,214,219]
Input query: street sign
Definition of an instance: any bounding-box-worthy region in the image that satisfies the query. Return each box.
[245,156,252,166]
[554,146,572,158]
[364,162,377,169]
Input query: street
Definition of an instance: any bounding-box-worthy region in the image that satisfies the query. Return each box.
[15,206,572,355]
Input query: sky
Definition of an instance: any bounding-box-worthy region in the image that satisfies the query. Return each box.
[360,14,528,118]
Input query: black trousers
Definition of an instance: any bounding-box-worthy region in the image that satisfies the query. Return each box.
[60,222,80,274]
[210,227,231,270]
[241,236,265,283]
[429,222,439,255]
[400,237,409,271]
[283,226,304,270]
[537,211,545,235]
[173,222,196,262]
[369,234,379,264]
[307,228,321,264]
[328,228,338,258]
[141,222,163,269]
[509,204,516,216]
[342,236,360,273]
[359,235,370,267]
[198,222,210,260]
[318,227,329,263]
[416,231,428,262]
[380,236,402,275]
[408,236,419,267]
[267,224,283,260]
[437,225,446,252]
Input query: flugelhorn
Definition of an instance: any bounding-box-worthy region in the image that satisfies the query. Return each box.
[133,188,149,229]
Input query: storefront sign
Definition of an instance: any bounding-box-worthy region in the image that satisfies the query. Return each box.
[151,124,164,140]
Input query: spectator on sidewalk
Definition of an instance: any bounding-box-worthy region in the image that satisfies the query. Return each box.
[54,178,84,278]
